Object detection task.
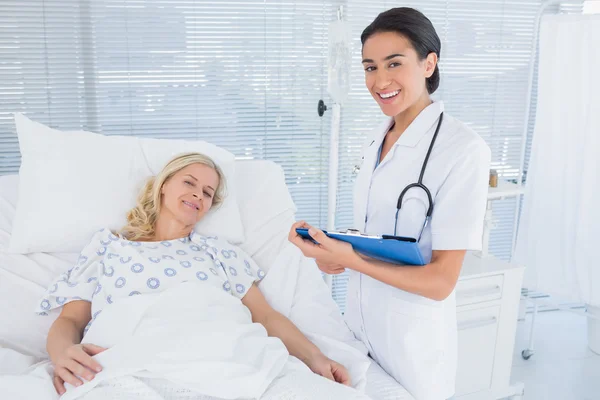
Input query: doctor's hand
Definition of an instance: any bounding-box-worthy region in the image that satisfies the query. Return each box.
[306,352,352,386]
[288,221,358,275]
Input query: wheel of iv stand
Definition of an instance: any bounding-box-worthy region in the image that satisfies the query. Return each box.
[521,349,534,360]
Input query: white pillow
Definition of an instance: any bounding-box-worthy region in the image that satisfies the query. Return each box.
[9,113,245,254]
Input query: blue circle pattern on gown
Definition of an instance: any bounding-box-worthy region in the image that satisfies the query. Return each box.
[147,278,160,289]
[40,299,51,310]
[103,264,115,277]
[97,247,107,256]
[131,263,144,273]
[196,271,208,281]
[43,233,262,314]
[193,235,207,243]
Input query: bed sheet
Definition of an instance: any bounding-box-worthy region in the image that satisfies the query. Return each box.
[0,252,414,400]
[0,169,412,399]
[0,345,414,400]
[364,362,415,400]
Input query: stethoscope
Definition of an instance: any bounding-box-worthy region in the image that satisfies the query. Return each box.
[354,112,444,241]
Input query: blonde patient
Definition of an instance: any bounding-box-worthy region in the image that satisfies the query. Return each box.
[38,152,360,399]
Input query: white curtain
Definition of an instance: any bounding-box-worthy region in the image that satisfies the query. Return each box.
[515,14,600,306]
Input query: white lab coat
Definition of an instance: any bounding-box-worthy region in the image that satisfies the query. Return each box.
[344,101,491,400]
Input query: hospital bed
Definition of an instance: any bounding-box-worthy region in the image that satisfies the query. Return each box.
[0,160,413,400]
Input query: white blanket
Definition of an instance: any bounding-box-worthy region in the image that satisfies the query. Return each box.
[259,243,371,389]
[0,243,372,400]
[70,283,291,399]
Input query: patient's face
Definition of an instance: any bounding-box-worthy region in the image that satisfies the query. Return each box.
[160,163,219,227]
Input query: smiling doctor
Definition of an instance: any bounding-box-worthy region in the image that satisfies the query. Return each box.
[290,7,491,400]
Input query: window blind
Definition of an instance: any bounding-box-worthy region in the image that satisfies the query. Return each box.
[0,0,336,227]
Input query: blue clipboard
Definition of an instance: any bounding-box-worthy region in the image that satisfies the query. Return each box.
[295,228,426,266]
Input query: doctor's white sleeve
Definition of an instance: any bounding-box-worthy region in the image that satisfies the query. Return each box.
[430,140,491,251]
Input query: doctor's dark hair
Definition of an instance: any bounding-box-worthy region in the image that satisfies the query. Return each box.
[361,7,441,94]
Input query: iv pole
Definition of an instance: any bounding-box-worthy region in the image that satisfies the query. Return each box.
[319,6,351,289]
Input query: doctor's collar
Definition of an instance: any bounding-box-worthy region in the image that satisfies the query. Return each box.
[385,100,445,149]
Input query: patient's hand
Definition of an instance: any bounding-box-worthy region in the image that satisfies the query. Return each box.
[52,343,106,394]
[306,352,351,386]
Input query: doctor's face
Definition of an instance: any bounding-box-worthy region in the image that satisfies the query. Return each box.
[362,31,435,117]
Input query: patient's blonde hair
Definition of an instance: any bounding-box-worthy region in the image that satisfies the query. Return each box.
[121,152,227,241]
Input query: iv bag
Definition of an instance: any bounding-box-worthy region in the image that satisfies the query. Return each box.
[327,19,352,105]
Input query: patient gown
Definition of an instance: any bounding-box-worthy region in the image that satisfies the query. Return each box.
[35,228,265,332]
